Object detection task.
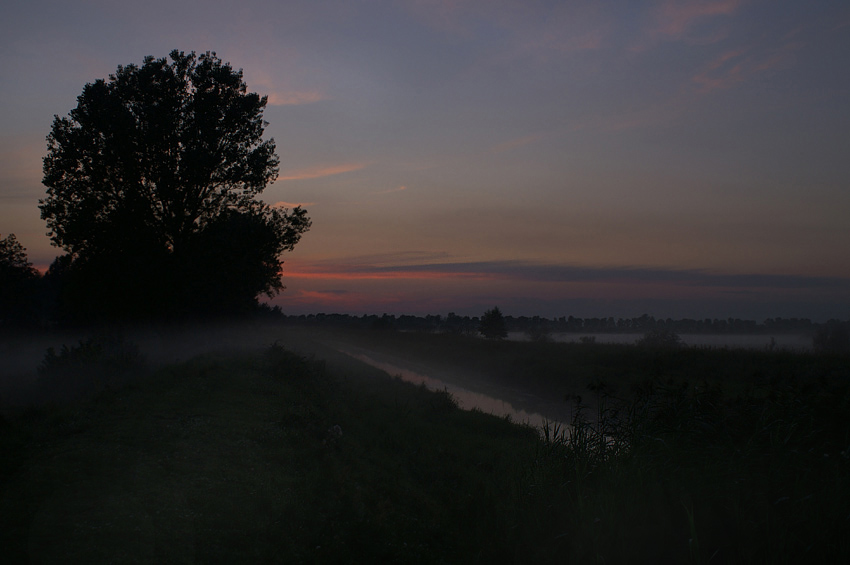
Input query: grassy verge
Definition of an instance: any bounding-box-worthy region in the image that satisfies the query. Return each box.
[1,331,848,562]
[0,341,558,563]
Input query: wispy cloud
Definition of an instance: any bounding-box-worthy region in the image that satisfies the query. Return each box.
[281,288,408,312]
[305,251,452,267]
[372,185,408,195]
[240,59,329,106]
[511,23,610,60]
[284,289,362,309]
[408,0,610,62]
[296,289,352,301]
[691,41,801,92]
[271,200,316,209]
[691,48,748,91]
[490,132,548,153]
[286,258,850,292]
[265,90,328,106]
[651,0,742,40]
[278,163,368,181]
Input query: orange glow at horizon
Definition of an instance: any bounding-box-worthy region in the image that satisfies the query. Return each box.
[273,257,846,315]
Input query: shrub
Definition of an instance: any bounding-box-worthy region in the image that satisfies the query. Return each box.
[526,324,553,343]
[38,334,146,399]
[813,322,850,354]
[636,329,682,349]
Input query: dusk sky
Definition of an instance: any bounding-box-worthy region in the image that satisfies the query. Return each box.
[2,0,849,320]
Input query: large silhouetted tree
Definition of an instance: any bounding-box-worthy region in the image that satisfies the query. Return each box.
[40,50,310,320]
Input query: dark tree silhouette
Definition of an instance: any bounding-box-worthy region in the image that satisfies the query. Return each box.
[479,306,508,340]
[813,321,850,354]
[0,233,40,325]
[40,50,310,320]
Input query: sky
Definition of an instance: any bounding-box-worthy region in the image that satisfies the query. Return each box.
[2,0,849,321]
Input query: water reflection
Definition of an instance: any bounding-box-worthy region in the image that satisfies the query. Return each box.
[343,350,567,432]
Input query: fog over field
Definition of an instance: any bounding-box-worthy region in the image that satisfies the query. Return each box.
[510,331,813,351]
[0,318,826,418]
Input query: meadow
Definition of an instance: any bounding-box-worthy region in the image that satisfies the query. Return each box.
[1,326,848,562]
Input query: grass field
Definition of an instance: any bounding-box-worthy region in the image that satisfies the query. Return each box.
[1,328,849,562]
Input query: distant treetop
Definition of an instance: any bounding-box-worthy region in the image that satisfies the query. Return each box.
[479,306,508,340]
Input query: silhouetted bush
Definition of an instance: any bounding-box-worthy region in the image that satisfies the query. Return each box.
[526,324,553,343]
[813,321,850,354]
[636,329,683,349]
[38,335,146,399]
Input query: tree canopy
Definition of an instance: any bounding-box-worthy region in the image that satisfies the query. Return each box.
[40,50,310,320]
[0,233,40,325]
[479,306,508,340]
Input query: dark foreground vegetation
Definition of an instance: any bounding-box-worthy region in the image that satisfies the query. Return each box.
[1,330,849,563]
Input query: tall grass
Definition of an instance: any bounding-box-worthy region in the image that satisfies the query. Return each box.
[36,333,147,402]
[532,370,850,562]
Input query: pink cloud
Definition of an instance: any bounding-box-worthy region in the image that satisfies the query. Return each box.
[490,132,548,153]
[284,267,496,282]
[240,60,328,107]
[271,201,315,209]
[277,288,412,313]
[651,0,742,41]
[691,42,801,92]
[691,48,748,91]
[513,24,610,60]
[409,1,610,62]
[372,185,408,195]
[278,163,368,181]
[265,90,328,106]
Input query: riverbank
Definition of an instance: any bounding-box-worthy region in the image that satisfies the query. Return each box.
[0,343,550,563]
[306,326,840,418]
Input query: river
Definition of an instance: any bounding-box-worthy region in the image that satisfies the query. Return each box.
[340,348,572,434]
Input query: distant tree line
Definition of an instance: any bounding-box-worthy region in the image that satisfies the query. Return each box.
[273,311,847,337]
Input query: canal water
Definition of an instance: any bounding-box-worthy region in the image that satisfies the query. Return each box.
[341,349,570,433]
